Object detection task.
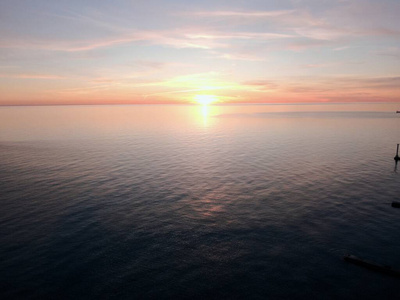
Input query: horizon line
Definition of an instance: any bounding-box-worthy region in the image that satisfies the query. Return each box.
[1,101,400,107]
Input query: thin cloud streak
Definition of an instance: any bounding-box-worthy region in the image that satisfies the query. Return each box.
[0,28,295,53]
[185,32,294,40]
[184,10,294,17]
[0,73,65,79]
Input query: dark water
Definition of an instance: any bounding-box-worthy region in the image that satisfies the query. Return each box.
[1,104,400,299]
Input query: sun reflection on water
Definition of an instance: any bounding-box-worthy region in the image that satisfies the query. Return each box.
[192,104,221,128]
[201,105,209,126]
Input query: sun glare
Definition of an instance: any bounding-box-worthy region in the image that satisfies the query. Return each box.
[194,95,218,105]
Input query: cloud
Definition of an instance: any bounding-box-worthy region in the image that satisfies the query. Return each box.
[6,5,384,56]
[360,76,400,89]
[183,3,400,47]
[0,26,297,54]
[286,38,331,51]
[209,50,266,61]
[0,30,225,52]
[364,28,400,36]
[182,10,294,18]
[283,76,400,102]
[309,76,400,91]
[293,26,351,41]
[0,35,145,52]
[90,78,116,84]
[333,46,352,51]
[179,7,368,53]
[131,60,167,70]
[242,80,278,90]
[373,47,400,59]
[185,32,293,40]
[239,75,400,103]
[0,73,65,79]
[301,63,331,69]
[137,72,246,99]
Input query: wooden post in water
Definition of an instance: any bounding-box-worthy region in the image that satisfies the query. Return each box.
[392,145,400,205]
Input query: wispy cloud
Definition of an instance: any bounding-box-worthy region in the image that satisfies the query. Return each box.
[184,10,294,18]
[130,60,167,70]
[333,46,352,51]
[242,80,278,90]
[279,76,400,101]
[236,75,400,103]
[293,26,351,41]
[373,47,400,59]
[0,35,144,52]
[0,73,65,79]
[0,27,296,53]
[185,32,293,40]
[286,39,331,51]
[216,53,266,61]
[359,76,400,89]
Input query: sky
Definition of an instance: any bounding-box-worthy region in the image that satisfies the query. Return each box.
[0,0,400,105]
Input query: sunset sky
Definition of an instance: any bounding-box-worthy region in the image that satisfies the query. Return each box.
[1,0,400,105]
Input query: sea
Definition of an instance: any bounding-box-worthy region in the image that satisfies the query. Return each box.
[1,103,400,299]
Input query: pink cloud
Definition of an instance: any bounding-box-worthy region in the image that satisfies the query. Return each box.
[242,80,278,89]
[0,73,65,79]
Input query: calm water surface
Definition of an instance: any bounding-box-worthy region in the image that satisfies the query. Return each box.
[1,104,400,299]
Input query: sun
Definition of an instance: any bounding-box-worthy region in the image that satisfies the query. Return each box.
[194,94,218,105]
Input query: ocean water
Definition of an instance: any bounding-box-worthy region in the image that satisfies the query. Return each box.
[1,104,400,299]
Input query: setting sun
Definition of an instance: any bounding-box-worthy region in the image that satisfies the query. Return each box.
[194,95,218,105]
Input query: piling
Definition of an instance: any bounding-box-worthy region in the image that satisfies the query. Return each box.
[392,201,400,208]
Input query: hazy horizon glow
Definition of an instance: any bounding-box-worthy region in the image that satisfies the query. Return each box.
[1,0,400,105]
